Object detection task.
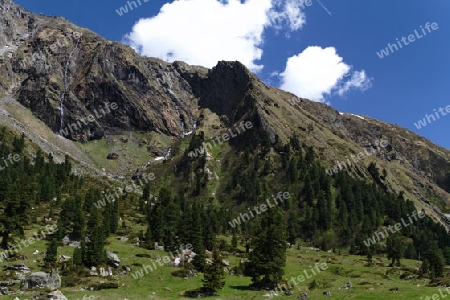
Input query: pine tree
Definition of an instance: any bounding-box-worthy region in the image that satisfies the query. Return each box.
[44,238,58,266]
[85,226,105,267]
[87,206,99,236]
[145,225,153,249]
[427,244,445,278]
[231,233,238,250]
[386,235,404,267]
[191,204,206,271]
[202,247,225,293]
[421,258,430,275]
[111,196,119,234]
[73,247,83,266]
[246,208,287,285]
[102,203,111,237]
[287,158,298,183]
[0,184,29,249]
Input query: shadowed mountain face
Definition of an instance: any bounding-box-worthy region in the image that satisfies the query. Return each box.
[1,1,450,219]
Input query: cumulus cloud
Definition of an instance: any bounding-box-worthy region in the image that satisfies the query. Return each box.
[123,0,308,72]
[279,46,372,102]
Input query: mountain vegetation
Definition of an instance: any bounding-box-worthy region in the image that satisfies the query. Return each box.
[0,0,450,298]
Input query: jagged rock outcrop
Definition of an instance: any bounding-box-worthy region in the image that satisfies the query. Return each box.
[1,0,450,223]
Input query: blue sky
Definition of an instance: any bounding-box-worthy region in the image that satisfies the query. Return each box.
[14,0,450,148]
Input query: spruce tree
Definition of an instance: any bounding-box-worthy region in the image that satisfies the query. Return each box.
[191,204,206,271]
[202,247,225,293]
[246,208,287,285]
[111,196,119,234]
[231,233,238,250]
[73,247,83,266]
[0,184,29,249]
[85,226,105,267]
[386,235,404,267]
[44,238,58,266]
[145,225,153,249]
[427,244,445,278]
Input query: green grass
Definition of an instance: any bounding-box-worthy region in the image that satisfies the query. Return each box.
[2,227,446,300]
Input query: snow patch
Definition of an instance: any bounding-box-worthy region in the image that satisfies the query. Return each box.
[339,112,365,120]
[350,113,365,120]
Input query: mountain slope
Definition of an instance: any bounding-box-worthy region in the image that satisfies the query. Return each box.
[0,0,449,223]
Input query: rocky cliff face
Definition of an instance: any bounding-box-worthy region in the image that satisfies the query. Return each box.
[1,1,449,218]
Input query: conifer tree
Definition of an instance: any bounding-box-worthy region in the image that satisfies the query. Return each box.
[73,247,83,266]
[111,197,119,234]
[85,226,105,267]
[231,233,238,250]
[44,237,58,266]
[427,244,445,278]
[202,247,225,293]
[246,208,287,285]
[145,225,153,249]
[191,204,206,271]
[386,235,404,267]
[0,184,29,249]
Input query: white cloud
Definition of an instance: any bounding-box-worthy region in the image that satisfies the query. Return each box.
[279,46,372,102]
[268,0,309,31]
[337,70,372,96]
[123,0,308,72]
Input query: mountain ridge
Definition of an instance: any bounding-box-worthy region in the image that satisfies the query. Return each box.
[0,0,449,223]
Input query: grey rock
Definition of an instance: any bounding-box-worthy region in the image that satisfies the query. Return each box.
[46,290,68,300]
[0,280,20,286]
[21,269,61,290]
[107,251,120,268]
[6,263,30,273]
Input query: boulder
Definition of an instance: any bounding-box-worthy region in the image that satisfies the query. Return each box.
[107,251,120,268]
[62,235,71,246]
[21,270,61,290]
[46,290,68,300]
